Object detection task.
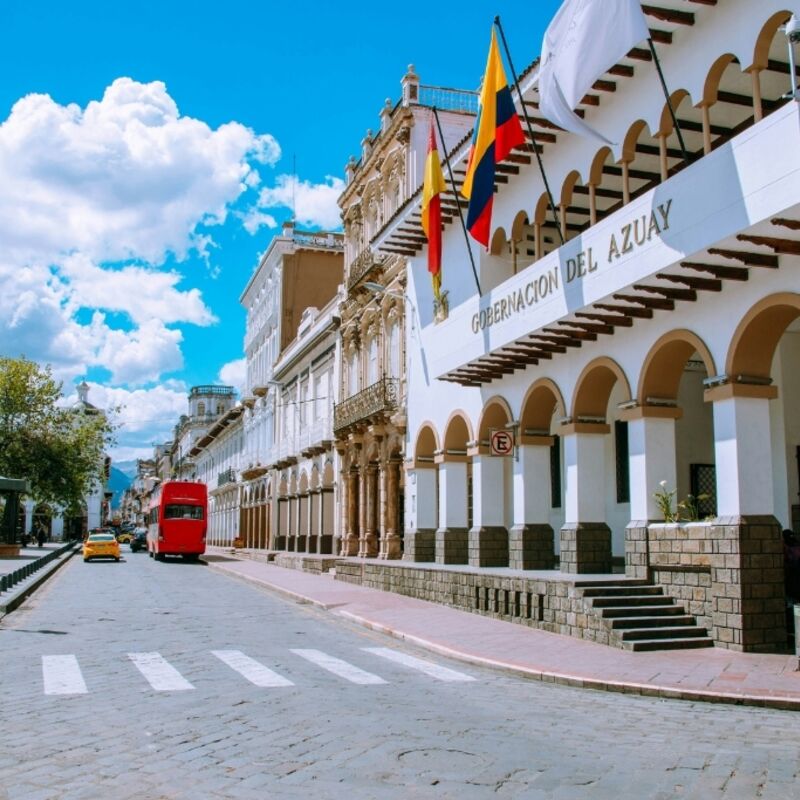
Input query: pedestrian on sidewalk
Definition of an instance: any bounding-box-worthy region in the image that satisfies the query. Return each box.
[37,529,46,547]
[20,531,30,548]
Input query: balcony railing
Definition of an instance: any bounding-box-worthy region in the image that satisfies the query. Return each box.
[334,377,399,434]
[217,467,236,488]
[347,247,385,290]
[417,85,478,114]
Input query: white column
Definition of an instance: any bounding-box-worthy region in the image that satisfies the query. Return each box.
[438,461,468,529]
[563,431,607,523]
[627,414,678,520]
[415,468,437,529]
[472,455,505,528]
[713,395,774,516]
[513,443,551,526]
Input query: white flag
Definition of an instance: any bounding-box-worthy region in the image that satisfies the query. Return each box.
[538,0,649,144]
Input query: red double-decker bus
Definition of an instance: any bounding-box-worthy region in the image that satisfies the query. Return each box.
[147,481,207,562]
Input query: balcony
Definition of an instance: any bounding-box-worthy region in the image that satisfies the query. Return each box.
[347,247,385,290]
[217,467,236,488]
[334,377,399,434]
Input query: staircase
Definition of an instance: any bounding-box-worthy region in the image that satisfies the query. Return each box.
[575,580,714,651]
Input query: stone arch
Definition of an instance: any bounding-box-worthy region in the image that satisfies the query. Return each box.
[572,357,632,419]
[659,89,691,136]
[510,210,529,243]
[560,169,582,209]
[589,146,613,186]
[702,53,740,106]
[443,411,473,452]
[310,464,320,490]
[477,396,513,442]
[727,292,800,379]
[521,377,566,433]
[638,330,716,403]
[752,11,792,71]
[414,423,440,460]
[322,460,334,487]
[533,191,550,226]
[490,226,507,256]
[621,119,648,163]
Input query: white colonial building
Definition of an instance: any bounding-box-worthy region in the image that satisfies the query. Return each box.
[373,0,800,652]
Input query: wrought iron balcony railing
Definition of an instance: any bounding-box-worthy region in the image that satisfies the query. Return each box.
[334,377,399,434]
[347,247,385,290]
[217,467,236,488]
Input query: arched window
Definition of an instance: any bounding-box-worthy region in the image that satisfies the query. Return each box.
[367,335,379,384]
[197,402,206,417]
[387,321,400,378]
[348,350,359,396]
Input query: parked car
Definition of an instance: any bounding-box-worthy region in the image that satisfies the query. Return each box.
[116,530,134,544]
[129,528,147,553]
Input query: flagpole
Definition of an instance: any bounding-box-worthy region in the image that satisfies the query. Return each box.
[647,38,690,166]
[432,107,482,296]
[494,15,564,246]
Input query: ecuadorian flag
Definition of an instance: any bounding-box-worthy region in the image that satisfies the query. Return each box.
[462,28,525,248]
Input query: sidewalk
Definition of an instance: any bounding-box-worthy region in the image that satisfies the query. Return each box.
[0,543,68,576]
[203,547,800,711]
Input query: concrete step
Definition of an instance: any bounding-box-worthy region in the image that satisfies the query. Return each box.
[580,585,664,598]
[572,579,650,588]
[620,625,708,641]
[591,595,676,608]
[609,614,696,629]
[600,604,687,618]
[624,637,714,652]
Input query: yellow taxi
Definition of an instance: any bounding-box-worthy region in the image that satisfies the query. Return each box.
[83,532,121,562]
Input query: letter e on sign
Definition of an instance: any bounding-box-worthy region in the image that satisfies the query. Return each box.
[490,429,514,457]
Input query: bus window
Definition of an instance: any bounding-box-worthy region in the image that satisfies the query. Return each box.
[164,504,204,520]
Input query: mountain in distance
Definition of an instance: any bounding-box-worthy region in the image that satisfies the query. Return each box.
[108,466,132,510]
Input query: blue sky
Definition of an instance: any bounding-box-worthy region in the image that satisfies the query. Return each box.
[0,0,561,467]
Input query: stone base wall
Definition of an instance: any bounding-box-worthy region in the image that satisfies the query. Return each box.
[468,526,509,567]
[273,553,338,574]
[560,523,612,573]
[334,561,617,646]
[508,524,555,570]
[435,528,468,564]
[709,516,786,652]
[403,529,435,563]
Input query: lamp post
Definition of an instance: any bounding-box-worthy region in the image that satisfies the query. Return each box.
[785,15,800,100]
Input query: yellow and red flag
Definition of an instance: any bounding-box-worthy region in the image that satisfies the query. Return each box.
[462,28,525,248]
[421,117,447,301]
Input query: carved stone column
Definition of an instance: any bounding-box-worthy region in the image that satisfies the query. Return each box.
[340,467,360,556]
[380,458,402,559]
[360,463,379,558]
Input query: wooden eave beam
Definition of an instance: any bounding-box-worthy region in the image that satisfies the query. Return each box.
[707,247,779,268]
[608,64,635,78]
[633,283,697,301]
[382,246,416,256]
[628,47,653,62]
[592,79,617,92]
[636,142,688,160]
[674,117,730,136]
[603,164,662,182]
[771,217,800,231]
[575,310,636,328]
[501,345,552,360]
[557,320,615,335]
[656,272,722,291]
[649,29,673,45]
[736,234,800,256]
[573,185,624,200]
[522,129,558,144]
[680,261,748,281]
[530,333,582,348]
[505,153,532,165]
[613,292,675,310]
[543,326,597,342]
[642,4,695,25]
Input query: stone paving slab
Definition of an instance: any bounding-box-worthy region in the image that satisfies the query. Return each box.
[204,548,800,710]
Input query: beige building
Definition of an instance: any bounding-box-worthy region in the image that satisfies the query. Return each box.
[334,67,475,560]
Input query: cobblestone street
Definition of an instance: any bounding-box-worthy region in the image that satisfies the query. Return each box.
[1,552,799,799]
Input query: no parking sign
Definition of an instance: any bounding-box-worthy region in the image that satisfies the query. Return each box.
[489,429,514,457]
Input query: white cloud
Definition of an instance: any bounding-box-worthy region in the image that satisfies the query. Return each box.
[218,358,247,395]
[257,174,344,230]
[0,77,280,401]
[0,77,272,265]
[239,209,277,235]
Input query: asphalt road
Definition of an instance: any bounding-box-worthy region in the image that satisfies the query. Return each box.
[1,549,799,799]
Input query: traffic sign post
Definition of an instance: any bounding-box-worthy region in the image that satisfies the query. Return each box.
[489,429,514,457]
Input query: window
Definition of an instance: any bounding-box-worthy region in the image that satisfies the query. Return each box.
[550,436,561,509]
[197,402,206,416]
[164,504,204,520]
[367,336,379,384]
[388,322,400,378]
[615,421,630,504]
[348,351,359,396]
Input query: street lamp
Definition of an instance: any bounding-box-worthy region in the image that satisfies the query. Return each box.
[784,15,800,99]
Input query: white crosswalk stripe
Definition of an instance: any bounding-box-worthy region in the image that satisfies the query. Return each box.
[128,652,194,691]
[42,655,88,695]
[290,648,387,685]
[362,647,476,682]
[212,650,294,687]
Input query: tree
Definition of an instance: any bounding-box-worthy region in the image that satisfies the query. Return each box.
[0,358,116,515]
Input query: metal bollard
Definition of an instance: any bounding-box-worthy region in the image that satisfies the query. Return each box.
[0,575,6,593]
